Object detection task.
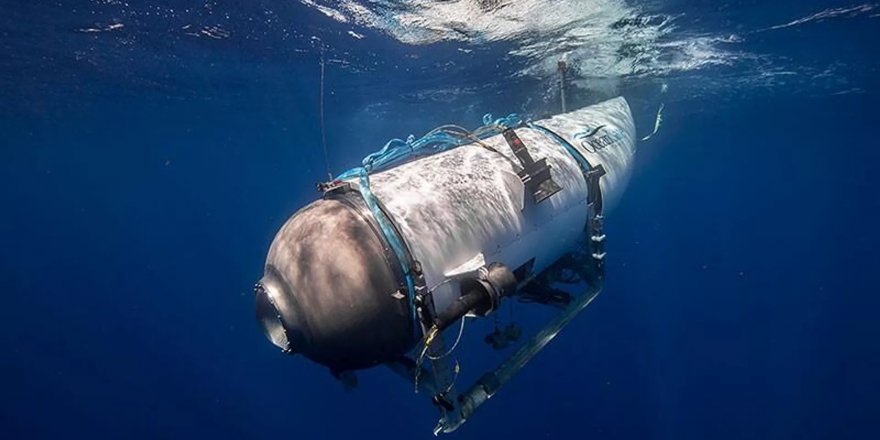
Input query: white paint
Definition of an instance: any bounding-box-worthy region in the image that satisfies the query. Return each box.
[360,97,636,315]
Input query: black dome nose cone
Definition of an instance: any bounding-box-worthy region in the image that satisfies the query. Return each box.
[259,194,416,371]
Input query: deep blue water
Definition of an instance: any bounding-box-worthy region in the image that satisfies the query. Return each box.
[2,1,879,438]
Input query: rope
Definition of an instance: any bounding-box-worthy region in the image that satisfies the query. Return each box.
[442,359,461,395]
[415,326,439,369]
[412,318,467,392]
[319,49,333,181]
[413,325,439,392]
[334,113,522,181]
[427,317,467,360]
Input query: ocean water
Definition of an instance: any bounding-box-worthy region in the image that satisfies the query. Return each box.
[2,1,878,438]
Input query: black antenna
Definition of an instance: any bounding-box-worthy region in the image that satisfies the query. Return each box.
[557,59,568,113]
[319,47,333,181]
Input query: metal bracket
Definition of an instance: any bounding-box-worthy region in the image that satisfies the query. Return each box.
[502,129,562,204]
[317,179,351,195]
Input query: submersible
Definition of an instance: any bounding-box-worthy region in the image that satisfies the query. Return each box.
[255,97,637,432]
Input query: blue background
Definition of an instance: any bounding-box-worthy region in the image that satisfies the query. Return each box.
[1,1,878,438]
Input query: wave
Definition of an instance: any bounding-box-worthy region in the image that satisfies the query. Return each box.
[756,3,877,32]
[300,0,742,83]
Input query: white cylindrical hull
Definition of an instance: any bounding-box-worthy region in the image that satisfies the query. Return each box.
[362,97,637,314]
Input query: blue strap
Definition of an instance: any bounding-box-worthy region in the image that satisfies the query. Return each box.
[350,168,419,331]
